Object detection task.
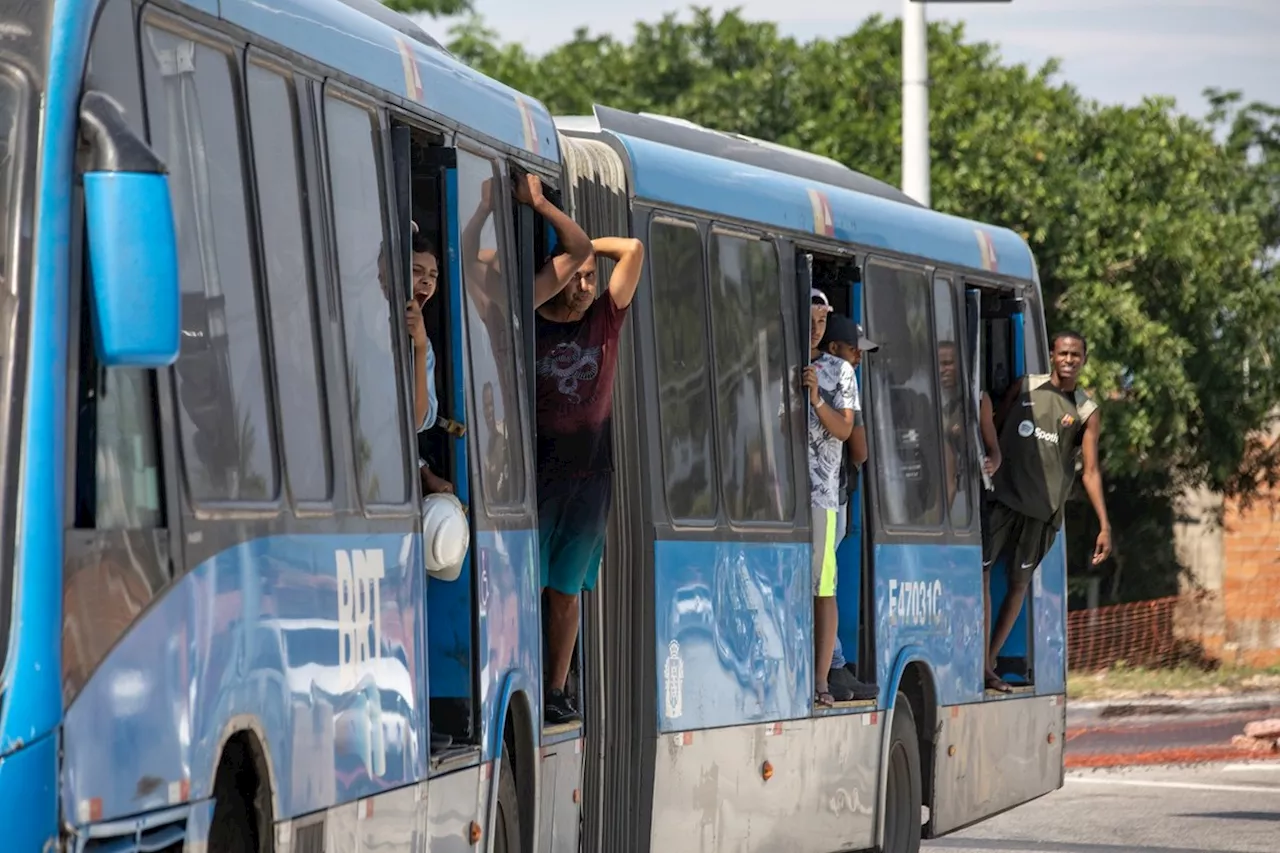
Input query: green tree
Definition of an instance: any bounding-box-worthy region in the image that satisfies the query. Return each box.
[451,8,1280,604]
[383,0,472,19]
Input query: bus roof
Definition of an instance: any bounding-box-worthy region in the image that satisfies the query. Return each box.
[556,106,1035,281]
[218,0,559,161]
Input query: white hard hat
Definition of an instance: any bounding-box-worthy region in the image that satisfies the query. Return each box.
[421,492,469,582]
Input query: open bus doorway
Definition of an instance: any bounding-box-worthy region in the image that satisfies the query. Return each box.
[972,285,1040,691]
[803,251,879,705]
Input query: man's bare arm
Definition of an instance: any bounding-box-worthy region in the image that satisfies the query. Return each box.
[979,392,1002,471]
[1081,411,1111,563]
[524,176,593,308]
[594,237,645,309]
[815,402,854,442]
[848,422,868,468]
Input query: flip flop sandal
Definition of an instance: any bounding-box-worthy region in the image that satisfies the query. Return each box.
[985,674,1013,694]
[815,689,835,707]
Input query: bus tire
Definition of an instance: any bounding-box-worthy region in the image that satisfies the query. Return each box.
[493,746,522,853]
[208,788,259,853]
[879,691,923,853]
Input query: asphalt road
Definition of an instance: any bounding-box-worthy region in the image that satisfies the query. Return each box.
[924,761,1280,853]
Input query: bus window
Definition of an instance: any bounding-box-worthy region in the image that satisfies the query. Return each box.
[246,62,332,505]
[141,28,279,503]
[707,229,793,524]
[648,218,716,522]
[324,93,410,506]
[865,261,944,528]
[456,149,525,509]
[933,275,973,528]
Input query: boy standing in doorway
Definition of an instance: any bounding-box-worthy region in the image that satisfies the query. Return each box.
[984,330,1111,692]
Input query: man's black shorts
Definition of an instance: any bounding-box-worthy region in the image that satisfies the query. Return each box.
[981,501,1058,584]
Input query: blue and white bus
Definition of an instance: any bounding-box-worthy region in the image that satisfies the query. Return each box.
[555,108,1068,853]
[0,0,1066,851]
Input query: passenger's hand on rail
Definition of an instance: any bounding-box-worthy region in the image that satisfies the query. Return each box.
[406,299,428,349]
[802,365,820,406]
[514,172,544,207]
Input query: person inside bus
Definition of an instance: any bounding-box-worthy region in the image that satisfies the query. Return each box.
[534,234,645,725]
[404,223,454,496]
[818,311,879,702]
[805,289,858,708]
[983,331,1111,693]
[937,340,1001,510]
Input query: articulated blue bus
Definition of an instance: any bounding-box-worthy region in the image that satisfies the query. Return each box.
[0,0,1065,851]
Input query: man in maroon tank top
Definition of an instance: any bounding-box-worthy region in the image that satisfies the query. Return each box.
[535,237,646,724]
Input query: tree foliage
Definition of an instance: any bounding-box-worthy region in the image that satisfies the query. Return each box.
[383,0,472,19]
[448,8,1280,601]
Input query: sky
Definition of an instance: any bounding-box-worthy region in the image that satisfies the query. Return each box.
[417,0,1279,119]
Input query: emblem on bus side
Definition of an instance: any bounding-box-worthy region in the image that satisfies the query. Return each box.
[807,188,835,237]
[337,548,386,689]
[664,640,685,720]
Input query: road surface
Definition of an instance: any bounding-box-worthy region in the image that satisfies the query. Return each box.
[925,761,1280,852]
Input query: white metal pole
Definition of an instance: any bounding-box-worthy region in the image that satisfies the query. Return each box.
[902,0,930,207]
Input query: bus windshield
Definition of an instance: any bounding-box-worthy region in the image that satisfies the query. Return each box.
[0,68,26,680]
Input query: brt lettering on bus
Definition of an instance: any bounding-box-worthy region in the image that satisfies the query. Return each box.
[337,548,386,687]
[887,578,944,628]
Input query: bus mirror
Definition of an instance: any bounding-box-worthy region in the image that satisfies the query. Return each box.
[80,90,180,367]
[421,492,470,582]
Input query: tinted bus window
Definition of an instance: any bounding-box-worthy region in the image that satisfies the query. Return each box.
[933,276,972,528]
[708,230,793,524]
[247,63,332,504]
[324,94,408,506]
[649,218,716,522]
[142,29,278,502]
[456,150,524,508]
[866,262,944,528]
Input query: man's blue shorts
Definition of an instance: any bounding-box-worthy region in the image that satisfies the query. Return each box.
[538,473,613,595]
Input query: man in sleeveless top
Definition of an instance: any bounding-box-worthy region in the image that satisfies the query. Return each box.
[536,236,646,725]
[983,330,1111,692]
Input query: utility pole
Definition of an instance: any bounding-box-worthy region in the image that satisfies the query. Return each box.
[901,0,930,207]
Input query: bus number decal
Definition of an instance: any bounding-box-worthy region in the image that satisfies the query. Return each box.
[887,578,944,628]
[974,228,1000,272]
[394,36,425,103]
[337,548,386,687]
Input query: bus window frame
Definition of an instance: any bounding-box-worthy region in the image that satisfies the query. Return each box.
[453,140,538,525]
[705,222,799,533]
[860,254,952,544]
[646,212,719,529]
[242,47,341,517]
[317,79,417,519]
[137,12,291,519]
[931,269,980,537]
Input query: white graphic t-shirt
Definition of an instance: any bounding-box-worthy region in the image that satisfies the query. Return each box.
[808,353,859,511]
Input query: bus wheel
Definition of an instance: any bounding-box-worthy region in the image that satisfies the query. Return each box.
[492,746,522,853]
[879,692,923,853]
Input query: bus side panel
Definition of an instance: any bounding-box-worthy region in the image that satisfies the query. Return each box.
[426,765,483,853]
[929,694,1065,836]
[653,540,810,732]
[1033,534,1068,696]
[873,543,984,707]
[0,733,58,851]
[60,533,425,826]
[647,715,879,853]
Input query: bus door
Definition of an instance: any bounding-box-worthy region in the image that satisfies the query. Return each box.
[973,288,1035,687]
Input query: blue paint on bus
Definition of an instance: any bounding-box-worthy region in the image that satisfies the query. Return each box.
[614,131,1036,280]
[220,0,559,160]
[654,540,811,732]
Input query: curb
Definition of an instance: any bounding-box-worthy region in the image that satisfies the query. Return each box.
[1064,746,1280,769]
[1067,693,1280,725]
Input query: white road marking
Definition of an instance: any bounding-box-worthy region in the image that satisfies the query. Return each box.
[1067,776,1279,794]
[1220,761,1280,772]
